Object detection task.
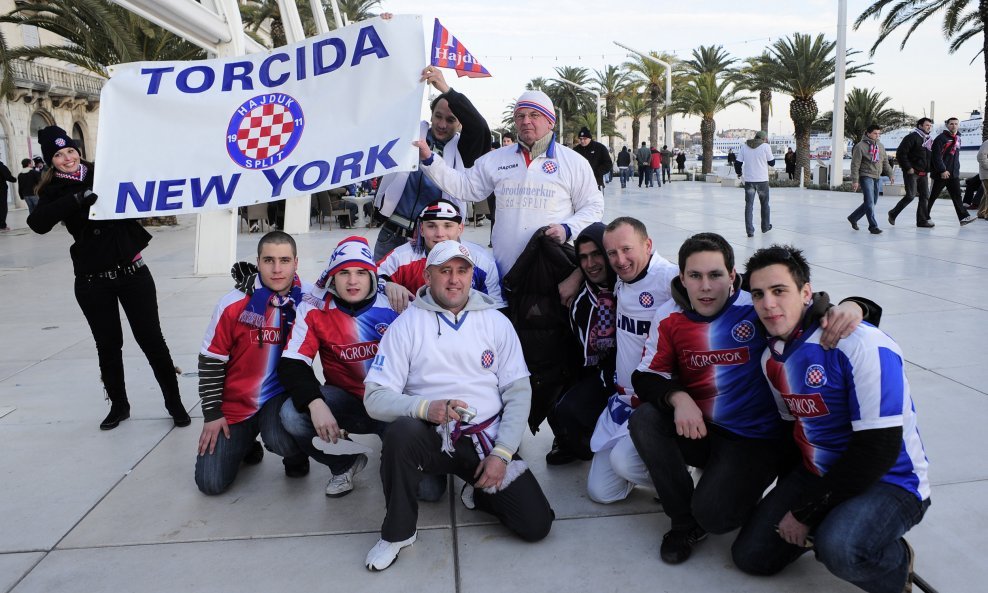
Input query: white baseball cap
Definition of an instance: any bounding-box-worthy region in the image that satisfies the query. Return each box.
[425,240,475,268]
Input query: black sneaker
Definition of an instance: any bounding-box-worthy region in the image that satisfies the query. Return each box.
[243,440,264,465]
[660,525,708,564]
[283,455,310,478]
[545,438,578,465]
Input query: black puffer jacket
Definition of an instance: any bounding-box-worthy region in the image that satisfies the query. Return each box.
[503,228,582,432]
[27,162,152,277]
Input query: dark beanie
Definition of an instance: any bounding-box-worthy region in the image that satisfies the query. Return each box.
[578,127,592,139]
[39,126,78,165]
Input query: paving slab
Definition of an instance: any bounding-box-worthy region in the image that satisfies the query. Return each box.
[59,428,450,548]
[0,553,43,593]
[457,514,860,593]
[13,530,454,593]
[0,420,171,553]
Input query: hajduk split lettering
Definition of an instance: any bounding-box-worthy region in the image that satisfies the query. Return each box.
[227,93,304,169]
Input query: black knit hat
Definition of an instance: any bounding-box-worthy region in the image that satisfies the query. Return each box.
[578,127,592,139]
[38,126,78,166]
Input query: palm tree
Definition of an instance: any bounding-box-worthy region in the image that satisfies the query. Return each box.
[551,65,593,144]
[735,53,775,134]
[813,87,915,143]
[241,0,381,47]
[619,91,650,149]
[671,72,752,174]
[683,44,737,75]
[0,0,204,94]
[855,1,988,140]
[759,33,872,183]
[591,65,630,152]
[623,51,678,149]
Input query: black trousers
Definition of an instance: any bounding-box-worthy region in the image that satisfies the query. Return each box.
[629,402,783,533]
[379,417,554,542]
[546,372,610,459]
[638,166,652,187]
[889,172,931,225]
[928,175,968,221]
[74,264,180,406]
[0,192,8,227]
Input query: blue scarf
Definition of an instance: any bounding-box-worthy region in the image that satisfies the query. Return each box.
[238,275,303,331]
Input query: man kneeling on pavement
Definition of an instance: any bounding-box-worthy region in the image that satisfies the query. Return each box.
[362,240,554,571]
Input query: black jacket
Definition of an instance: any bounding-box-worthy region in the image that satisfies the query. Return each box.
[0,162,15,197]
[895,130,931,174]
[17,168,41,198]
[27,162,152,277]
[616,148,631,167]
[573,140,613,186]
[931,131,961,177]
[441,88,491,168]
[503,228,582,432]
[569,223,616,390]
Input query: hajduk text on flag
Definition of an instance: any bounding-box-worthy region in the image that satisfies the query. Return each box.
[90,15,425,220]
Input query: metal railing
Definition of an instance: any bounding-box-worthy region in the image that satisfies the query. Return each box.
[6,59,104,98]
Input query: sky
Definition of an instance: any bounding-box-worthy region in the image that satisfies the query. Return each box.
[379,0,984,136]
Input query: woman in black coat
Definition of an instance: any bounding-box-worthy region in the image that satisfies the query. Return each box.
[27,126,190,430]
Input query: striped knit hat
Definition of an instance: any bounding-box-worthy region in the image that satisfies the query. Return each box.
[515,90,556,125]
[315,236,377,289]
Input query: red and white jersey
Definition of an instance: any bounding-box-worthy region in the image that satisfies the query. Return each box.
[283,292,398,398]
[378,240,504,306]
[614,253,679,394]
[200,289,297,424]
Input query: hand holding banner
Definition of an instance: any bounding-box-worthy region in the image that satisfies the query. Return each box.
[91,15,426,220]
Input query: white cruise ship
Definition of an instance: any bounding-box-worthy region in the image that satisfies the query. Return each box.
[881,110,983,151]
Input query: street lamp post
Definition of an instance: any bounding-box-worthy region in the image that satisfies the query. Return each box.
[554,78,602,143]
[830,0,848,188]
[614,42,673,150]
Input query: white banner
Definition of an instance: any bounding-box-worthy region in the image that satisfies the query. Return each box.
[91,15,425,220]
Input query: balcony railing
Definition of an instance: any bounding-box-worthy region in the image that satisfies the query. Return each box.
[7,59,104,98]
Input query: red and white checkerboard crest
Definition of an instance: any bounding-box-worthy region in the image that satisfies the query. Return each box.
[541,160,558,174]
[638,291,654,308]
[375,323,390,336]
[226,93,304,170]
[480,349,495,369]
[55,138,66,147]
[731,320,755,343]
[805,364,827,388]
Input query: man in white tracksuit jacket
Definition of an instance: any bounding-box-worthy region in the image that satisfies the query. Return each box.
[414,90,604,277]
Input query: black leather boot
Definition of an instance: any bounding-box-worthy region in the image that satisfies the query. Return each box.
[164,394,191,427]
[100,403,131,430]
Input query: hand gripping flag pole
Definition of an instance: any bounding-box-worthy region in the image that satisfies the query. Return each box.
[430,18,491,78]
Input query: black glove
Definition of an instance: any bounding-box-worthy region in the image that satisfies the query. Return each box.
[231,261,258,293]
[75,190,98,207]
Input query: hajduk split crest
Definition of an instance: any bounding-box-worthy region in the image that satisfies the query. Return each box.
[227,93,304,169]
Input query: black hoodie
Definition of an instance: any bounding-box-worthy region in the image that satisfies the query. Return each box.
[569,222,617,387]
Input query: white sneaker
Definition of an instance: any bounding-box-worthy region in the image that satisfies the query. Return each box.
[365,532,416,571]
[460,483,476,510]
[325,453,367,497]
[961,215,977,226]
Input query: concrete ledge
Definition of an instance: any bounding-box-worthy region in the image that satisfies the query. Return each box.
[721,178,742,188]
[669,174,688,182]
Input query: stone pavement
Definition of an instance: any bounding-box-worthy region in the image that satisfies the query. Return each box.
[2,181,986,593]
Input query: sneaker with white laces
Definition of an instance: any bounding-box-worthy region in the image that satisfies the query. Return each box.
[961,215,977,226]
[325,453,367,497]
[365,533,416,571]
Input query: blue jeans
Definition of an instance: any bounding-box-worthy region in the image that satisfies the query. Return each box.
[619,167,630,188]
[662,164,671,182]
[280,384,387,474]
[653,169,663,187]
[732,466,930,593]
[373,224,409,261]
[195,392,303,495]
[743,181,771,235]
[850,177,881,230]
